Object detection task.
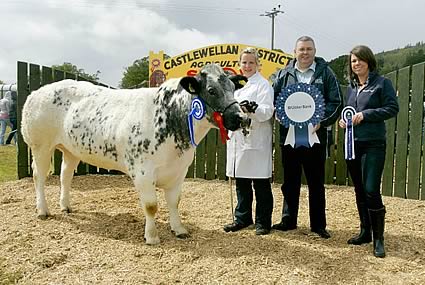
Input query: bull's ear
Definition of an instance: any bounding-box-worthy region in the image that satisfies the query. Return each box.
[180,76,201,95]
[229,75,248,90]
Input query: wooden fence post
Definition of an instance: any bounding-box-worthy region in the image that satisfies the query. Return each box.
[16,62,29,178]
[393,67,410,198]
[205,130,218,180]
[195,137,206,179]
[382,72,398,197]
[407,63,425,199]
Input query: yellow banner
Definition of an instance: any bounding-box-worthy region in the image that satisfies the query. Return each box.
[149,44,292,87]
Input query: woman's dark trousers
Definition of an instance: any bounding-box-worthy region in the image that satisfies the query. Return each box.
[346,140,386,257]
[234,178,273,229]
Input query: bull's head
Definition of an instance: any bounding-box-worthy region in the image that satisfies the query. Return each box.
[179,64,250,131]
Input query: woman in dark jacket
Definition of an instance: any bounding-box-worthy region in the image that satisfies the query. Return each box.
[339,45,399,258]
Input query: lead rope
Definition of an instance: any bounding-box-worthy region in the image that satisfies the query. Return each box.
[229,177,235,223]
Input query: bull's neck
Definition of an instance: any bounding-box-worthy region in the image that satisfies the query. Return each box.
[190,114,213,146]
[152,90,213,153]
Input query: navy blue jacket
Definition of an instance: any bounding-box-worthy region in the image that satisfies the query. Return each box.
[273,57,343,145]
[346,72,399,142]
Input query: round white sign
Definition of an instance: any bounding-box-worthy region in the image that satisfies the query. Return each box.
[284,92,316,123]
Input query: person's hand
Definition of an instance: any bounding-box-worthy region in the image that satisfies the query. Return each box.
[339,112,364,128]
[352,112,364,125]
[312,123,321,134]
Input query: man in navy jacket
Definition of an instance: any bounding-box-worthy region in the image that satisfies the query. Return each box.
[272,36,343,238]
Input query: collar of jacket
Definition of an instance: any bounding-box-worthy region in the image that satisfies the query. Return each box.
[247,71,262,84]
[286,57,328,77]
[350,71,379,88]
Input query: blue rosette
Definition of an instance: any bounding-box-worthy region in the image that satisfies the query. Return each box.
[187,97,206,146]
[276,83,325,147]
[341,106,356,160]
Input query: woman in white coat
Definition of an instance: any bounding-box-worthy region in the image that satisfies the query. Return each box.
[223,47,274,235]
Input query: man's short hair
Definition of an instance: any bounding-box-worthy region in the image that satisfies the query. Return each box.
[295,36,315,48]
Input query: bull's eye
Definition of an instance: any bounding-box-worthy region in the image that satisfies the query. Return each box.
[208,88,216,96]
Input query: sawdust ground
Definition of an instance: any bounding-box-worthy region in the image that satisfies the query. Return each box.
[1,175,424,284]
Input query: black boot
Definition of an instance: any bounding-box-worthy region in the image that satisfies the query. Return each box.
[369,207,386,258]
[348,202,371,245]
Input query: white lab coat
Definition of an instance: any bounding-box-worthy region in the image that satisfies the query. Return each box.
[226,72,274,178]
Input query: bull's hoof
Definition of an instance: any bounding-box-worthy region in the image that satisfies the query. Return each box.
[176,233,190,239]
[61,208,72,214]
[37,214,49,220]
[144,236,160,245]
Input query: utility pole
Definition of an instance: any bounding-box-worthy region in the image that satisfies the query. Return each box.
[260,5,284,50]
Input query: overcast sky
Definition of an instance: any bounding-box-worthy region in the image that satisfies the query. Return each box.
[1,0,424,87]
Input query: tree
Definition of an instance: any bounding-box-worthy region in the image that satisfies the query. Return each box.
[404,49,425,66]
[120,54,170,89]
[120,57,150,89]
[328,55,349,85]
[52,62,100,81]
[0,80,4,84]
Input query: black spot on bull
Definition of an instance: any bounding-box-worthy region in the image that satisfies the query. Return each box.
[103,143,118,161]
[52,90,72,111]
[153,86,191,154]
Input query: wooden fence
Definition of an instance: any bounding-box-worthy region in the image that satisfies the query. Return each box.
[15,61,425,200]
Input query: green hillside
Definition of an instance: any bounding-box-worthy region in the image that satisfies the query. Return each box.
[329,41,425,85]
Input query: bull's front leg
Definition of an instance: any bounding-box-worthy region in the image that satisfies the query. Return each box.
[133,168,160,245]
[164,176,189,239]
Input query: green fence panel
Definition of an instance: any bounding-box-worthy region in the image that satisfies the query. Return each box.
[382,72,398,197]
[407,63,425,199]
[16,62,30,178]
[195,137,206,179]
[41,66,53,85]
[325,124,336,184]
[273,121,283,184]
[394,67,410,198]
[335,87,347,185]
[206,130,218,180]
[335,121,347,185]
[216,131,227,180]
[186,159,195,178]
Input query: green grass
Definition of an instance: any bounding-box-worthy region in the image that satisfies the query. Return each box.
[0,127,17,182]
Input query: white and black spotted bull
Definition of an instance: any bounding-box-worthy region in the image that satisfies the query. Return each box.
[21,64,249,244]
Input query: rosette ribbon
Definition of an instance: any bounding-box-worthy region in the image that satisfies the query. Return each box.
[342,106,356,160]
[187,97,206,146]
[276,83,325,148]
[213,112,230,144]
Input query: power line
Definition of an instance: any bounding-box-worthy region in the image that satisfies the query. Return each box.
[0,0,260,16]
[260,5,284,50]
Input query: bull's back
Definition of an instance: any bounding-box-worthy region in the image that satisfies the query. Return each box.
[21,80,115,146]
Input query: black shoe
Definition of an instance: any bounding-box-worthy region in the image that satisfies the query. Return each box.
[223,222,251,232]
[312,228,331,239]
[347,228,372,245]
[272,220,297,231]
[255,226,270,235]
